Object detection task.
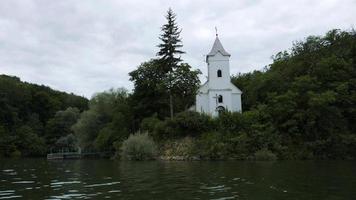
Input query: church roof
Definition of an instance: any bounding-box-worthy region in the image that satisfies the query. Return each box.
[207,36,231,57]
[197,81,242,94]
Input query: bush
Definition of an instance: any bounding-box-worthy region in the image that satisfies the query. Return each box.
[140,114,161,132]
[120,132,157,160]
[160,137,197,159]
[10,149,22,158]
[197,132,227,160]
[140,115,164,140]
[215,111,244,133]
[253,148,277,161]
[157,111,213,138]
[16,125,46,156]
[94,127,116,151]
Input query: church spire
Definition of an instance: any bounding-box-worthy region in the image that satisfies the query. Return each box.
[207,31,230,58]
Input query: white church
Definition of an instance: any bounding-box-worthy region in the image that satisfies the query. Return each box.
[195,34,242,117]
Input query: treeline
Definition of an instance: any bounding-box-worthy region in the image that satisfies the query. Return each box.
[0,75,88,157]
[73,9,201,156]
[1,9,355,160]
[75,14,356,159]
[124,29,356,160]
[230,29,356,159]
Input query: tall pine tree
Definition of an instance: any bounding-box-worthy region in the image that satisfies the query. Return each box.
[157,8,185,119]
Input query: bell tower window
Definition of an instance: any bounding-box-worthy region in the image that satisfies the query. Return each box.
[217,70,222,77]
[218,95,223,103]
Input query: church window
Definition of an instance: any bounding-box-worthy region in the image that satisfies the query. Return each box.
[217,70,222,77]
[216,106,225,115]
[218,95,223,103]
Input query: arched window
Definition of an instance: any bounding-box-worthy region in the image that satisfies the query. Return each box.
[217,70,222,77]
[216,106,225,115]
[218,95,223,103]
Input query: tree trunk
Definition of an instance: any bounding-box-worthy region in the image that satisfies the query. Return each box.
[169,93,173,119]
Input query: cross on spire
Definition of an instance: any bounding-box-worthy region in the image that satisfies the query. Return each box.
[215,26,218,37]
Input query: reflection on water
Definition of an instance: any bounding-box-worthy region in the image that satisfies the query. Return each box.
[0,159,356,199]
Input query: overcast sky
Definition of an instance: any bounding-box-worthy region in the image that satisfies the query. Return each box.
[1,0,355,98]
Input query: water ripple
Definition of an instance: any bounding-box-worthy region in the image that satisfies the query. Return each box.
[84,181,120,188]
[51,181,81,186]
[12,181,34,184]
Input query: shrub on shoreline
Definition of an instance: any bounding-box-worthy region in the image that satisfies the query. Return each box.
[253,148,277,161]
[120,132,157,160]
[159,137,197,159]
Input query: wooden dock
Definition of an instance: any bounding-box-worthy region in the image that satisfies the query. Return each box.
[47,151,113,160]
[47,152,81,160]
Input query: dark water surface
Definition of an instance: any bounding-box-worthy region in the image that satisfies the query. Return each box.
[0,159,355,199]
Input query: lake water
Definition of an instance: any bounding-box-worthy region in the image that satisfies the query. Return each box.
[0,159,355,199]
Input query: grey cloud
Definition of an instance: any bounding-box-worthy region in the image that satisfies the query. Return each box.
[0,0,355,97]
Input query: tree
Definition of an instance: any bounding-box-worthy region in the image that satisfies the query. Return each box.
[130,60,201,124]
[0,75,88,157]
[15,125,46,156]
[56,134,78,150]
[129,60,169,122]
[171,63,201,110]
[232,29,356,159]
[72,88,133,151]
[72,109,101,149]
[157,8,185,119]
[45,107,80,146]
[0,125,17,157]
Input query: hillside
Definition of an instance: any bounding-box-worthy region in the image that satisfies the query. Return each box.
[231,29,356,159]
[0,75,88,156]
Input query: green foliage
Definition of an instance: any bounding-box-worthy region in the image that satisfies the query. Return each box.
[196,132,226,160]
[140,114,161,132]
[148,111,213,139]
[231,29,356,159]
[0,75,88,157]
[0,125,45,157]
[72,109,101,149]
[130,60,201,122]
[170,63,201,111]
[140,114,164,140]
[0,125,17,157]
[56,134,78,150]
[46,107,80,146]
[15,125,46,156]
[2,28,356,160]
[157,8,184,69]
[72,88,133,152]
[94,127,116,151]
[215,111,245,133]
[160,137,197,159]
[166,111,213,137]
[144,29,356,160]
[253,149,277,161]
[129,60,170,120]
[119,132,157,160]
[157,8,184,119]
[0,75,87,129]
[130,9,201,122]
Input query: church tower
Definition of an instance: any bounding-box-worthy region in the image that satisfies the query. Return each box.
[195,34,242,117]
[206,36,231,92]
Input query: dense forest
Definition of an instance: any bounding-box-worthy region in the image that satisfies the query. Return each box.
[229,29,356,159]
[0,75,88,157]
[131,28,356,160]
[1,9,355,160]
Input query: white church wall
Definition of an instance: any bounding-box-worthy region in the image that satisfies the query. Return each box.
[207,52,230,89]
[231,93,242,112]
[194,35,243,117]
[196,93,209,113]
[207,90,232,117]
